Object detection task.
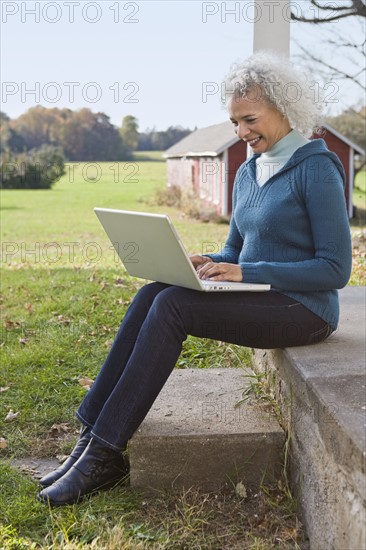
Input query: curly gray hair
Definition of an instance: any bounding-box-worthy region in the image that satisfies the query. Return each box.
[222,50,324,137]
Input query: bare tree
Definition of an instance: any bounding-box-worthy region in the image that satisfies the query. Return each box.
[291,1,366,172]
[291,0,366,23]
[294,20,366,93]
[291,0,366,101]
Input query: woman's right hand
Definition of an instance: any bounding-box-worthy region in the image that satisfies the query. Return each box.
[189,255,212,269]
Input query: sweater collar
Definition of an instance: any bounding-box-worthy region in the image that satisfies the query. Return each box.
[243,138,342,182]
[258,130,309,160]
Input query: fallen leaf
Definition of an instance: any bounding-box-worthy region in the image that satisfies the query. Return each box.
[0,386,10,393]
[18,464,40,476]
[48,423,71,437]
[79,376,94,390]
[25,303,33,314]
[4,319,21,329]
[105,339,112,348]
[5,410,20,421]
[281,526,302,541]
[56,315,71,325]
[235,481,247,499]
[19,338,29,345]
[115,278,126,287]
[0,437,8,449]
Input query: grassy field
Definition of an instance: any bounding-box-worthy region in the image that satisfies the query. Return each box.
[1,154,364,549]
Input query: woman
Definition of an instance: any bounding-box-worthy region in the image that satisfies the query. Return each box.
[37,51,352,506]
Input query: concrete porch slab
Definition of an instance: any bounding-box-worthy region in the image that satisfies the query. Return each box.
[129,368,284,492]
[253,286,366,550]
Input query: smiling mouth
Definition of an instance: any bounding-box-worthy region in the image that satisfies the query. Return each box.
[246,136,262,147]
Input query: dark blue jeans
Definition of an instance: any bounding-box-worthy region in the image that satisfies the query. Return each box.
[76,282,332,451]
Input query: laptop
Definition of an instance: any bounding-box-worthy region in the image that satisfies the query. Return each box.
[94,208,270,292]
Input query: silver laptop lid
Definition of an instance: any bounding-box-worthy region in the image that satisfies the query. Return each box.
[94,208,203,290]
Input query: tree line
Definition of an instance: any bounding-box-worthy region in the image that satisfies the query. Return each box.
[1,107,193,160]
[0,107,193,189]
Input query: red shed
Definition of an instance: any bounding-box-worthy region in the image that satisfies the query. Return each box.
[163,121,364,218]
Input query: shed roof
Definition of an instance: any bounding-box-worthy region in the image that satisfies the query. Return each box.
[162,121,238,158]
[163,120,365,158]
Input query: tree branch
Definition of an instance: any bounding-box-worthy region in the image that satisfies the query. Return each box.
[294,41,366,91]
[291,11,362,23]
[291,0,366,22]
[309,0,357,12]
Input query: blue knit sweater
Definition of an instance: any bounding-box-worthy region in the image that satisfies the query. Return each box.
[206,138,353,330]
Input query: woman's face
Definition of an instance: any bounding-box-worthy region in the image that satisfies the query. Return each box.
[227,91,291,154]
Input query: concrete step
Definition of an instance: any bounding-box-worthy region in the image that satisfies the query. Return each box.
[129,368,284,492]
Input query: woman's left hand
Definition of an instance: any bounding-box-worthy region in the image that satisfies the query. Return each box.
[196,261,243,282]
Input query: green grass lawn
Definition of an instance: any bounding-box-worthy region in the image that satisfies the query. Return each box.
[1,155,363,549]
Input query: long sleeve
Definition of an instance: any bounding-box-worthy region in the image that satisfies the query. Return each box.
[240,156,352,291]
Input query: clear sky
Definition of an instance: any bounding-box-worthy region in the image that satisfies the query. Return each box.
[1,1,364,132]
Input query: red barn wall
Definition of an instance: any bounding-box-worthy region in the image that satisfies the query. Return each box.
[312,132,351,212]
[227,140,247,213]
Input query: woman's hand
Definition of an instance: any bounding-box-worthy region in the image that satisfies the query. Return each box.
[196,261,243,282]
[189,255,212,269]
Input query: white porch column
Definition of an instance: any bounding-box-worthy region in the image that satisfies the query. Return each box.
[247,1,291,158]
[253,0,291,56]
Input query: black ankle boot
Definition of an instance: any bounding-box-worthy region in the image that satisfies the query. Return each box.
[39,425,92,488]
[37,438,128,506]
